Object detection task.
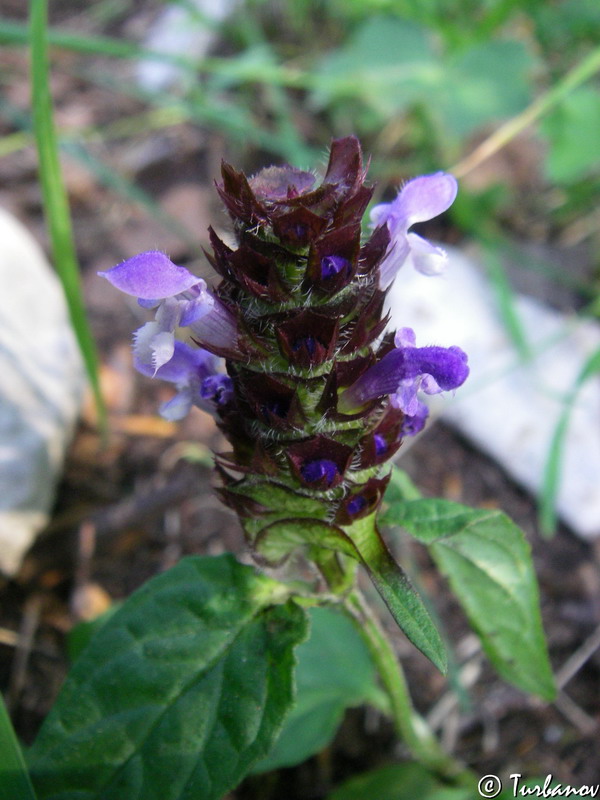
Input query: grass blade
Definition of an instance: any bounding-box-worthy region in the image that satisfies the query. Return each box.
[540,345,600,536]
[0,693,39,800]
[29,0,106,429]
[483,246,531,360]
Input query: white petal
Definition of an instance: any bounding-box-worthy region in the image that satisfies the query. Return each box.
[133,321,161,370]
[369,202,393,227]
[159,388,193,421]
[150,330,176,372]
[406,233,448,276]
[378,237,410,290]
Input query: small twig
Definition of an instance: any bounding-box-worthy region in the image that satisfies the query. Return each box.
[159,509,183,572]
[451,45,600,179]
[70,520,99,621]
[553,691,598,736]
[441,708,461,755]
[555,622,600,690]
[0,628,19,647]
[6,595,42,713]
[481,711,500,755]
[74,520,96,590]
[426,657,481,732]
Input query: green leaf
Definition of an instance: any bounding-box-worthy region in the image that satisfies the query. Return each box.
[327,762,473,800]
[434,40,535,137]
[66,603,121,663]
[29,555,308,800]
[255,513,446,672]
[387,499,555,700]
[343,515,447,674]
[254,518,357,563]
[380,467,423,511]
[541,86,600,183]
[0,693,39,800]
[483,246,531,359]
[313,18,437,114]
[253,606,388,773]
[237,483,328,517]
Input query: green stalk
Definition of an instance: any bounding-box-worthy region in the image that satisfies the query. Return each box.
[452,45,600,178]
[344,589,474,786]
[30,0,106,431]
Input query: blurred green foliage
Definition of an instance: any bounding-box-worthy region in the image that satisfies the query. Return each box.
[2,0,598,194]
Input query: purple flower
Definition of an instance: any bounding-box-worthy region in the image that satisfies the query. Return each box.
[200,374,234,407]
[370,172,458,289]
[338,327,468,434]
[346,495,368,515]
[136,340,232,421]
[373,433,388,457]
[98,251,238,368]
[320,255,350,280]
[301,459,339,486]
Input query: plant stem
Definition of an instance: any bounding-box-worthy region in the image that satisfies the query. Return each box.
[344,589,474,785]
[451,44,600,178]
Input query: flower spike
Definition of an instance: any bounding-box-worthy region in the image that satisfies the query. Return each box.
[100,138,468,667]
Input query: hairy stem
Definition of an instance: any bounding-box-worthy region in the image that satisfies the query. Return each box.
[344,588,474,784]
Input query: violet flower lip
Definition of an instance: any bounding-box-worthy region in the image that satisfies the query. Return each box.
[337,326,469,431]
[370,172,458,289]
[98,250,239,367]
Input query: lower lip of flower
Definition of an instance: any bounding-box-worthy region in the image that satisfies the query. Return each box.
[321,255,349,279]
[301,459,339,486]
[346,495,368,515]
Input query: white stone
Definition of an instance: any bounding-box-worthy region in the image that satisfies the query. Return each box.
[387,246,600,539]
[0,208,85,574]
[136,0,241,93]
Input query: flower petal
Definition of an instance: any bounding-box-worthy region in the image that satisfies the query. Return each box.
[338,338,469,412]
[393,172,458,227]
[392,378,421,416]
[378,237,411,289]
[400,403,429,436]
[406,232,448,276]
[369,202,393,228]
[159,388,194,421]
[139,340,217,383]
[98,251,202,299]
[180,293,214,326]
[189,300,239,353]
[201,374,234,405]
[132,321,162,372]
[394,327,417,348]
[400,345,469,391]
[149,330,176,372]
[155,296,183,332]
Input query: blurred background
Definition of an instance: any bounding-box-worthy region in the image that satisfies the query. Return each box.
[0,0,599,796]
